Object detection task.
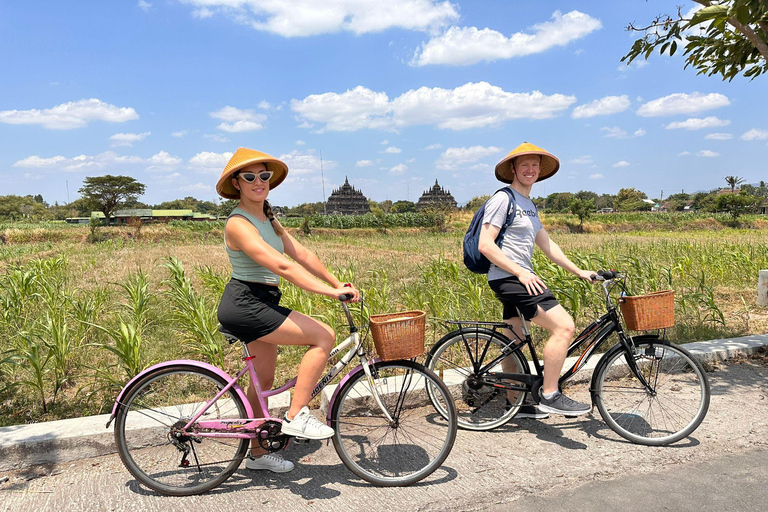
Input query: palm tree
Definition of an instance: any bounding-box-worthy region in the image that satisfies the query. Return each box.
[724,175,745,194]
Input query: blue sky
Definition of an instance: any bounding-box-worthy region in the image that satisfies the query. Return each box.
[1,1,766,207]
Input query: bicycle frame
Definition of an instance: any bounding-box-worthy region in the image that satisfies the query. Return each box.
[449,277,655,393]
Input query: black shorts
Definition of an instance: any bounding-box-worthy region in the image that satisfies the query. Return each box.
[488,275,560,321]
[217,279,292,342]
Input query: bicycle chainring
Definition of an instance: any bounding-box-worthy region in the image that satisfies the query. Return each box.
[257,420,290,452]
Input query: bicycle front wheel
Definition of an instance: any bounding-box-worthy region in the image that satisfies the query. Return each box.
[426,329,527,430]
[330,360,457,486]
[114,365,249,496]
[593,340,710,446]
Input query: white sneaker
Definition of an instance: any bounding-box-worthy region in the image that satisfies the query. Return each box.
[245,453,294,473]
[280,406,335,440]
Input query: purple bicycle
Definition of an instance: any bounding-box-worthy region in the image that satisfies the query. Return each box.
[107,295,457,495]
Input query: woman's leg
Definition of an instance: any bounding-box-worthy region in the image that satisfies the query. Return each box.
[257,310,335,420]
[244,340,278,456]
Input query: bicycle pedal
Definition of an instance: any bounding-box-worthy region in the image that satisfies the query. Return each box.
[293,437,310,444]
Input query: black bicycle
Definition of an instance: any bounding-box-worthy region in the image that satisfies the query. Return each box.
[424,270,710,446]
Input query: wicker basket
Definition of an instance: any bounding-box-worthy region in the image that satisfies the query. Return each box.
[619,290,675,331]
[369,310,426,361]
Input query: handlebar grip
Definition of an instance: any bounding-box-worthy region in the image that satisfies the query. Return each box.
[597,270,618,280]
[339,293,354,302]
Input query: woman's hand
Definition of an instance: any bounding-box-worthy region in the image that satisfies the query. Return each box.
[335,282,361,302]
[518,272,547,296]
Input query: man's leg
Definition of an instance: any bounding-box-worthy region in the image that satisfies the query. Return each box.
[502,316,549,419]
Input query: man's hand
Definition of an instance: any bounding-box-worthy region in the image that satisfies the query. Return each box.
[575,269,597,282]
[519,272,547,295]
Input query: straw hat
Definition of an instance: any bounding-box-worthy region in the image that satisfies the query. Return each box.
[494,142,560,184]
[216,148,289,199]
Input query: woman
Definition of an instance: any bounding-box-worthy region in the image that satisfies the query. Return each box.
[216,148,359,473]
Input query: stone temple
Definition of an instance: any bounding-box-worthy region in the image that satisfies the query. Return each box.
[417,180,457,210]
[326,177,371,215]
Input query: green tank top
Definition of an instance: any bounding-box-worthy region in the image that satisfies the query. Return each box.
[225,206,284,285]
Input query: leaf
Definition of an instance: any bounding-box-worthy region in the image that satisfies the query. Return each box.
[670,41,678,56]
[690,5,728,25]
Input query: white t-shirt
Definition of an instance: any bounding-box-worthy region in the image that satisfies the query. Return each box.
[482,187,542,281]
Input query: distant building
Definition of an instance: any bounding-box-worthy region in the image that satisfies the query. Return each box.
[416,180,457,210]
[326,177,370,215]
[65,209,216,224]
[760,199,768,215]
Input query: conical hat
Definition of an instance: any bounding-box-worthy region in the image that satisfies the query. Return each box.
[216,148,289,199]
[494,142,560,184]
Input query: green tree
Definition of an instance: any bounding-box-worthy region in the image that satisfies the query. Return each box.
[724,175,746,193]
[544,192,574,213]
[78,175,146,225]
[715,191,762,218]
[614,188,650,212]
[623,1,768,81]
[463,195,491,212]
[569,197,596,229]
[390,200,416,213]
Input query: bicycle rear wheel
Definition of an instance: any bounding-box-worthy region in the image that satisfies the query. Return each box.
[593,340,710,446]
[330,360,457,486]
[425,329,527,430]
[114,365,249,496]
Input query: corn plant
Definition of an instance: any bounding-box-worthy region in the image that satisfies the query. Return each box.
[162,257,226,368]
[117,270,153,333]
[1,331,51,413]
[86,320,147,393]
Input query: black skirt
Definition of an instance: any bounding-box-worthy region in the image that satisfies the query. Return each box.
[217,278,292,342]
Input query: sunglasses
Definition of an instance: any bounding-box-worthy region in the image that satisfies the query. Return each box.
[238,170,274,183]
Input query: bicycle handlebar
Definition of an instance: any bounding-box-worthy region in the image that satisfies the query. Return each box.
[339,293,354,302]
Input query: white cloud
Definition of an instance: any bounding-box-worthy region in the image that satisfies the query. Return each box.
[147,150,182,168]
[601,126,645,139]
[704,132,732,140]
[180,183,210,192]
[355,160,374,167]
[0,98,139,130]
[633,128,646,137]
[741,128,768,141]
[569,155,594,164]
[13,155,67,168]
[204,133,229,143]
[278,150,337,175]
[295,140,306,146]
[189,151,234,171]
[572,95,630,119]
[110,131,151,147]
[664,116,730,130]
[138,1,151,11]
[678,151,691,156]
[382,146,402,154]
[258,100,271,109]
[181,0,458,37]
[698,150,720,157]
[381,139,389,145]
[617,60,649,72]
[210,106,266,132]
[389,163,408,175]
[435,145,502,171]
[424,143,443,150]
[171,130,189,137]
[637,92,730,117]
[589,173,604,179]
[292,82,576,132]
[612,161,630,168]
[412,10,601,66]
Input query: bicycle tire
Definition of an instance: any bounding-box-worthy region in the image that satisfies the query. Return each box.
[114,364,249,496]
[592,340,710,446]
[330,360,457,486]
[425,328,528,431]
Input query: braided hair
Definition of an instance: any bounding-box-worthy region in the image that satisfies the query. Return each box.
[263,199,285,236]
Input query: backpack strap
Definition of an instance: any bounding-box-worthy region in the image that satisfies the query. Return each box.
[494,187,516,247]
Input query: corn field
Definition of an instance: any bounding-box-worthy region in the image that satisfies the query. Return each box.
[1,225,766,426]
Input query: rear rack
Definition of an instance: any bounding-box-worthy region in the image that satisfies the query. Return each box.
[444,320,509,328]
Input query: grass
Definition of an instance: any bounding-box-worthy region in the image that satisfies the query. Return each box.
[0,220,766,425]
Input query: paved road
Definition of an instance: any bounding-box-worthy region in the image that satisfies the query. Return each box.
[1,355,766,512]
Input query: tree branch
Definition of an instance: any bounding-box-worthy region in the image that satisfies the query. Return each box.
[728,16,768,61]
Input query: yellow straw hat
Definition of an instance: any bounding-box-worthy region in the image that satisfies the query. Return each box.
[494,142,560,184]
[216,148,289,199]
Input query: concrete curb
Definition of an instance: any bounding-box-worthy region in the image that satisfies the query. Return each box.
[1,334,766,472]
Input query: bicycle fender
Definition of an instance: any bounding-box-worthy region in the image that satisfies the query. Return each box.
[324,358,381,424]
[589,335,662,400]
[105,359,252,429]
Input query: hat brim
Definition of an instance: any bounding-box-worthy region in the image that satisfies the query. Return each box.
[495,151,559,184]
[216,159,288,199]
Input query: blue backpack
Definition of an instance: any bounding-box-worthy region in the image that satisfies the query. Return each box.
[463,188,516,274]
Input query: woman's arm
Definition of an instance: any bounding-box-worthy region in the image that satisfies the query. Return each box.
[535,228,594,280]
[281,227,341,287]
[226,217,350,298]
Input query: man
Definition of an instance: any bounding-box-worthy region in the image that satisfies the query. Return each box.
[479,142,594,416]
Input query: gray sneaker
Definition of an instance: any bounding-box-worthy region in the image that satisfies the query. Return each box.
[538,391,591,416]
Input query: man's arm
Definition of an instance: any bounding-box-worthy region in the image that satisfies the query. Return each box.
[535,228,594,280]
